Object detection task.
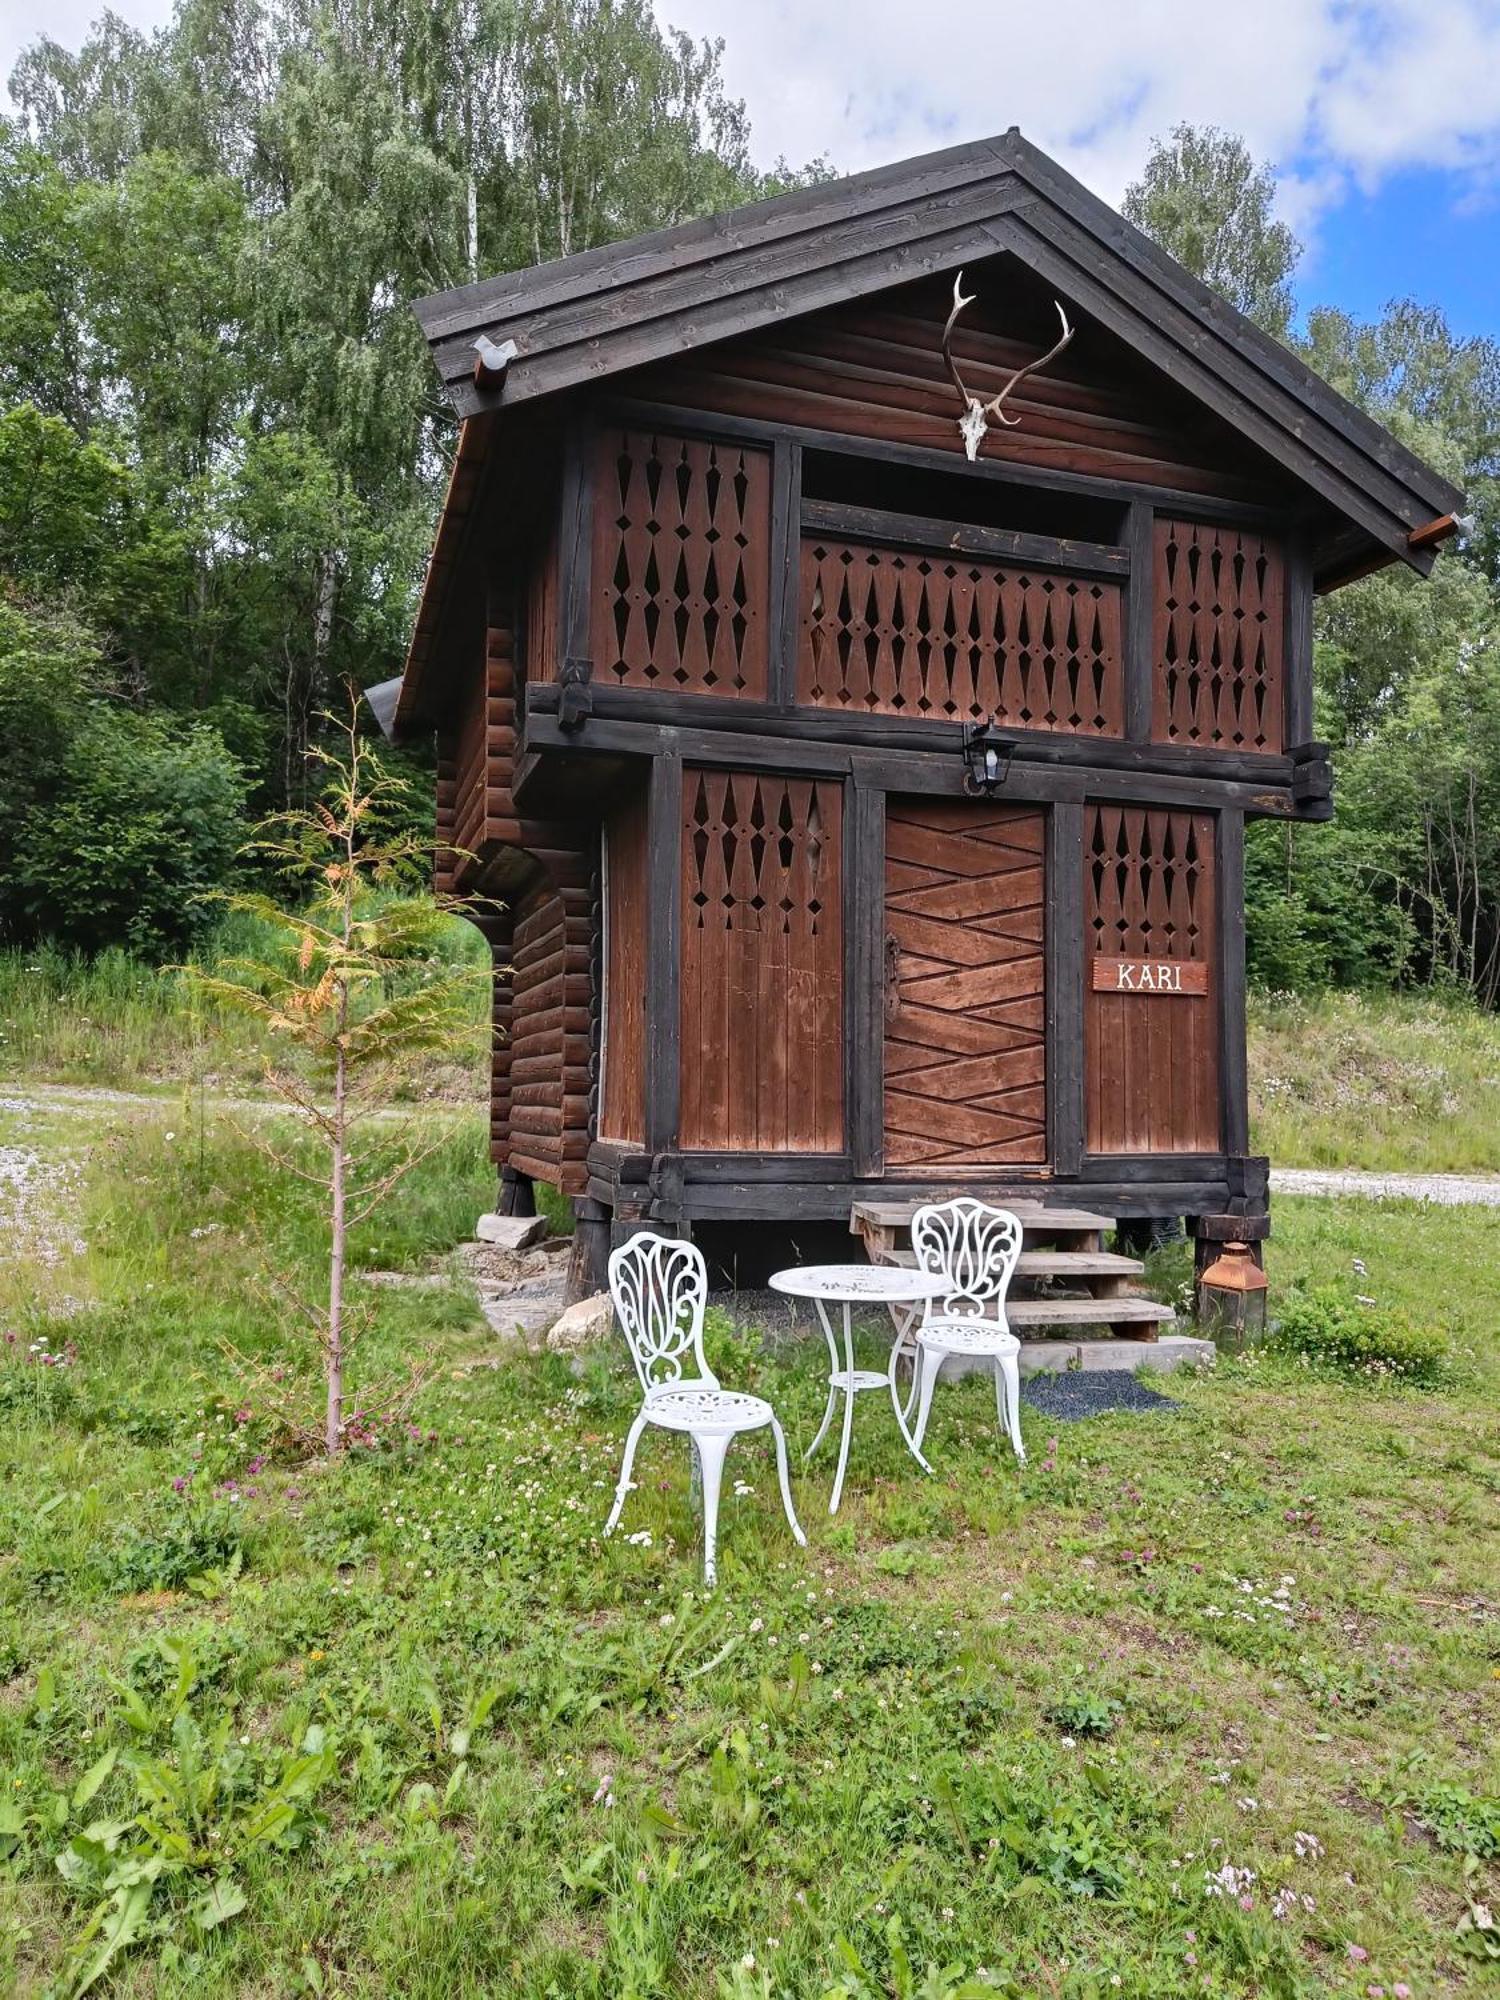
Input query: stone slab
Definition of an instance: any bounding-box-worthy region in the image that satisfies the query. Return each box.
[932,1334,1214,1380]
[475,1212,548,1251]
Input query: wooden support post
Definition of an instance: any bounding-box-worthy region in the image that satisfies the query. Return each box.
[1047,801,1085,1176]
[499,1165,535,1217]
[768,438,802,707]
[556,412,594,726]
[566,1195,612,1302]
[644,750,682,1154]
[1283,532,1314,750]
[847,779,884,1179]
[1123,500,1155,742]
[1216,810,1249,1156]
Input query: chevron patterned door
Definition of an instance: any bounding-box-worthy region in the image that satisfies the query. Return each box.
[882,800,1048,1169]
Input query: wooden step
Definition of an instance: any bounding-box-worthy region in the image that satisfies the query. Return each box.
[851,1199,1113,1235]
[1007,1296,1175,1342]
[882,1247,1145,1281]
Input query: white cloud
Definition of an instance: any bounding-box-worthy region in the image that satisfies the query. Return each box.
[660,0,1500,231]
[8,0,1500,252]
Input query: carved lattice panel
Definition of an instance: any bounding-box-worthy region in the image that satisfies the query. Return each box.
[798,539,1124,735]
[679,769,843,1151]
[1152,518,1285,752]
[1085,805,1219,1154]
[592,429,770,697]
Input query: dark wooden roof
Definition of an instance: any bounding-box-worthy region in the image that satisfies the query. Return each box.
[413,126,1461,564]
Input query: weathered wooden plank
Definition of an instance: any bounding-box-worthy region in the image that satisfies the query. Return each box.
[800,498,1129,576]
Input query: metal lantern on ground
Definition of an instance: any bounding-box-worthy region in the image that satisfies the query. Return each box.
[1197,1241,1269,1347]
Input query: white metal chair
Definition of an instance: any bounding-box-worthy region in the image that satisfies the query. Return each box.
[603,1231,806,1586]
[898,1198,1027,1470]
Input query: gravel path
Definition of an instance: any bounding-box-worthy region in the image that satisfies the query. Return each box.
[10,1086,1500,1210]
[1271,1167,1500,1206]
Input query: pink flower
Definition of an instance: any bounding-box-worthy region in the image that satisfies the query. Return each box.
[1393,1986,1411,1998]
[1347,1944,1369,1963]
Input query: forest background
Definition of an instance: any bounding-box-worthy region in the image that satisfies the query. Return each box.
[2,0,1498,1006]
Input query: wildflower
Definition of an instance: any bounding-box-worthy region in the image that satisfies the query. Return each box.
[740,1954,756,1971]
[1346,1943,1369,1963]
[590,1773,614,1808]
[658,1612,674,1628]
[626,1530,653,1547]
[749,1616,764,1634]
[1237,1797,1259,1812]
[1293,1829,1323,1860]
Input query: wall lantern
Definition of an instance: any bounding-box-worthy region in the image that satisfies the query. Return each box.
[961,720,1015,794]
[1197,1240,1269,1348]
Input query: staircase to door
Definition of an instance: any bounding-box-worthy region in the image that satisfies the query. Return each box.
[883,799,1048,1169]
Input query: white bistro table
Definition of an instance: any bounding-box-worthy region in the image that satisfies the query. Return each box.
[767,1263,946,1514]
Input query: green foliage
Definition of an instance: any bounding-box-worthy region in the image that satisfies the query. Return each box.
[4,1070,1499,1995]
[1267,1283,1449,1386]
[0,598,246,955]
[184,695,488,1452]
[104,1501,246,1596]
[1043,1688,1121,1738]
[1383,1779,1500,1859]
[0,0,806,875]
[1121,124,1300,337]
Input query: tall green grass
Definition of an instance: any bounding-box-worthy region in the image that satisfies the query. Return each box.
[0,906,490,1097]
[1249,986,1500,1172]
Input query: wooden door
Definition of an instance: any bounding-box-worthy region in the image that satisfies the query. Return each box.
[1085,805,1220,1152]
[883,800,1047,1169]
[679,768,843,1151]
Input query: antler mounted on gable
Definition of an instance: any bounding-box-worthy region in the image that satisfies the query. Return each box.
[941,271,1075,461]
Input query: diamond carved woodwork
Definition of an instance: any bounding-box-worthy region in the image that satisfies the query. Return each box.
[592,429,770,698]
[1152,518,1285,752]
[1087,805,1210,964]
[798,538,1124,735]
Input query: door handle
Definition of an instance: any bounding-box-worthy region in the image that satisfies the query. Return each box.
[884,933,901,1019]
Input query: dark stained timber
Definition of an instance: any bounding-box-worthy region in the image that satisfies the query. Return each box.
[679,768,844,1151]
[405,124,1456,1237]
[884,799,1047,1168]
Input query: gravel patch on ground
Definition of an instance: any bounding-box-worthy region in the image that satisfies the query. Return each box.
[1271,1167,1500,1205]
[1020,1372,1182,1421]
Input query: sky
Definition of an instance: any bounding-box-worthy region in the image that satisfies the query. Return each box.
[3,0,1498,338]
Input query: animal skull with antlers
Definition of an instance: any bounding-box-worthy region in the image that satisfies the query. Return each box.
[942,271,1074,461]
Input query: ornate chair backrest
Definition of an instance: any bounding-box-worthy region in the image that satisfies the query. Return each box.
[910,1198,1024,1325]
[607,1231,716,1397]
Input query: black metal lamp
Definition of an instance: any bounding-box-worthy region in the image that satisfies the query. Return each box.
[961,720,1015,794]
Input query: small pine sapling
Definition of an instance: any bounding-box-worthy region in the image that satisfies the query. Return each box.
[187,687,488,1453]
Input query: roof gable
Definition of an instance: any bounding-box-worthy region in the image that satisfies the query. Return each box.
[413,128,1461,571]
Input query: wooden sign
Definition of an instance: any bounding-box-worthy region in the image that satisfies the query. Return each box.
[1091,955,1209,996]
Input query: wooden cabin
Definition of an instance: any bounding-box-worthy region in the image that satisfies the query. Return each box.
[387,129,1460,1301]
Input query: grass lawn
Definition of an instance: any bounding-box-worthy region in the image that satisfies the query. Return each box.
[1248,990,1500,1174]
[8,938,1500,1174]
[1,1091,1496,1998]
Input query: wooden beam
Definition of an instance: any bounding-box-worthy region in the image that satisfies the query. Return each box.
[846,780,885,1178]
[603,394,1289,527]
[768,438,803,706]
[1216,809,1249,1156]
[644,752,682,1152]
[1408,512,1460,550]
[1123,499,1154,742]
[1282,534,1314,749]
[800,497,1129,577]
[1046,801,1084,1176]
[556,411,594,684]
